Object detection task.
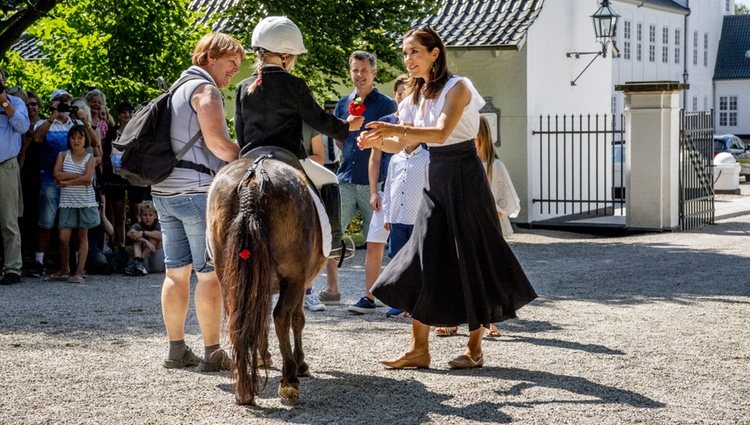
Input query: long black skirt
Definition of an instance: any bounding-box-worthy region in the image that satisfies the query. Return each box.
[372,140,537,331]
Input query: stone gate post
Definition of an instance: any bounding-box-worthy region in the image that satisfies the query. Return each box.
[615,81,688,231]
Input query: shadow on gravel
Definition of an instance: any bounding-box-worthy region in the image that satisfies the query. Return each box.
[497,335,625,355]
[486,366,665,409]
[220,370,514,424]
[512,240,750,305]
[217,367,662,423]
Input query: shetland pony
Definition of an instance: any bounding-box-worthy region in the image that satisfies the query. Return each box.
[207,154,326,405]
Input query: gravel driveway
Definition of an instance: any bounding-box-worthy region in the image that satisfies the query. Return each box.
[1,215,749,424]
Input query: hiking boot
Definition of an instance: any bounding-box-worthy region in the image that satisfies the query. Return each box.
[347,296,376,314]
[197,348,232,372]
[318,290,341,305]
[304,292,326,311]
[0,273,22,286]
[163,347,202,369]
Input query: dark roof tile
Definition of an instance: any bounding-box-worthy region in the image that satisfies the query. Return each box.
[714,14,750,80]
[415,0,544,48]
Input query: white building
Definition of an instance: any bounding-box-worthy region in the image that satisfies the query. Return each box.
[714,13,750,139]
[417,0,734,224]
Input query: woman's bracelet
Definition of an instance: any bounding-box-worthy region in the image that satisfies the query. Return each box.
[402,126,407,140]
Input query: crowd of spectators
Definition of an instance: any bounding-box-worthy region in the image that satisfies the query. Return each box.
[0,75,163,285]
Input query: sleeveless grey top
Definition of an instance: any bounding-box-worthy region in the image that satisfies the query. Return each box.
[151,66,227,196]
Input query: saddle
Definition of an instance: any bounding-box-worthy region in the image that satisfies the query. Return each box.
[241,146,304,173]
[239,145,332,258]
[240,146,319,195]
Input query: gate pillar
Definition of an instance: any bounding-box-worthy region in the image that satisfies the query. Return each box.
[615,81,688,231]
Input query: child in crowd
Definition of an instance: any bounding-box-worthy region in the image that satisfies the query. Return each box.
[381,142,430,318]
[124,201,163,276]
[473,115,521,337]
[49,125,100,283]
[475,115,520,238]
[435,116,521,337]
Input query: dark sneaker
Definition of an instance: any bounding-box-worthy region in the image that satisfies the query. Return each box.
[197,348,232,372]
[0,273,22,286]
[24,261,44,278]
[133,260,148,276]
[318,290,341,305]
[347,296,377,314]
[385,307,403,317]
[123,261,136,276]
[163,347,202,369]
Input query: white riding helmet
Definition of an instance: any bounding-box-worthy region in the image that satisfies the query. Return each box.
[251,16,308,55]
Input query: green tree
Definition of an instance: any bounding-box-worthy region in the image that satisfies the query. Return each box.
[0,0,60,55]
[224,0,438,99]
[737,3,749,14]
[2,0,209,108]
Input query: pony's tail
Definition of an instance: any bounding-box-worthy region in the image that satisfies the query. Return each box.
[222,179,271,405]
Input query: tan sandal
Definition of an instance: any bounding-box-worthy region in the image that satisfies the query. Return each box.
[435,326,458,337]
[486,324,501,337]
[448,353,484,369]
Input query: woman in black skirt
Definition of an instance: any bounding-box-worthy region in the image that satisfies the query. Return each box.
[358,27,537,369]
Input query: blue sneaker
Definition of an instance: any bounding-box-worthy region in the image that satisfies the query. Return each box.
[385,307,403,317]
[346,296,376,314]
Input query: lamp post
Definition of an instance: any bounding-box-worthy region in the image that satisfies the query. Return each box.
[566,0,621,86]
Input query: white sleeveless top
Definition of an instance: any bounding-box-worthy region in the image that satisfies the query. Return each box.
[60,151,97,208]
[398,76,486,147]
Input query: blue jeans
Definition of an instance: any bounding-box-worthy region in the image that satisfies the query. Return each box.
[388,223,414,259]
[38,179,60,230]
[152,193,213,273]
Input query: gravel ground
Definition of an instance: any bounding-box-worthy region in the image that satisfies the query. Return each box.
[1,215,749,424]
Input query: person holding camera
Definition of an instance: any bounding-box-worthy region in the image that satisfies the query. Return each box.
[30,89,100,276]
[0,68,30,286]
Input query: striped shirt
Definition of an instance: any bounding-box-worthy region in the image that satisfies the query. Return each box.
[59,151,97,208]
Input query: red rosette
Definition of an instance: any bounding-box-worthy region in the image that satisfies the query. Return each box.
[348,97,366,116]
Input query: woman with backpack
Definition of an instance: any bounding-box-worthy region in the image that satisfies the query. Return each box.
[234,16,363,261]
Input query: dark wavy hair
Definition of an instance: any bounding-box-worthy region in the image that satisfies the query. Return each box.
[67,124,91,149]
[403,27,452,103]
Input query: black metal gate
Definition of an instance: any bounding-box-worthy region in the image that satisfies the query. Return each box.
[532,114,625,218]
[679,110,714,230]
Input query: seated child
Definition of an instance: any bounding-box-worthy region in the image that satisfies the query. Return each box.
[124,201,163,276]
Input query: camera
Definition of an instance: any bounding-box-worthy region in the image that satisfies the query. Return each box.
[56,102,79,114]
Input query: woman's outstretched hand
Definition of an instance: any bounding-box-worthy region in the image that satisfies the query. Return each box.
[357,121,392,150]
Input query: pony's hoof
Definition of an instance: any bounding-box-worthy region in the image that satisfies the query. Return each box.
[278,384,299,404]
[257,352,273,369]
[235,396,258,407]
[297,362,311,377]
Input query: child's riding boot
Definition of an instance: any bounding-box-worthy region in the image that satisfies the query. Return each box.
[319,183,355,263]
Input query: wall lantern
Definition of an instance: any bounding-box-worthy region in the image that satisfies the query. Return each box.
[566,0,621,86]
[479,97,502,147]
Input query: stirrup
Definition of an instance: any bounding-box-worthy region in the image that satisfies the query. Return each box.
[329,235,355,267]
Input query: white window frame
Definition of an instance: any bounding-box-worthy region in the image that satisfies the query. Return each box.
[719,96,739,127]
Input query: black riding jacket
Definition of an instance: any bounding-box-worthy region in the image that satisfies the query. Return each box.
[235,66,349,159]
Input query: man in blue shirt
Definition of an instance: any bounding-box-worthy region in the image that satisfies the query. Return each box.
[0,68,30,285]
[318,51,396,306]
